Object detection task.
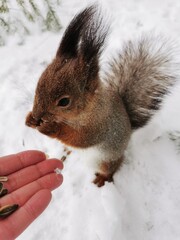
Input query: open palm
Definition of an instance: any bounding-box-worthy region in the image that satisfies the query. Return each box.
[0,150,63,240]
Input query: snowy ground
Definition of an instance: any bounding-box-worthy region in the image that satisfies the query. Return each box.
[1,0,180,239]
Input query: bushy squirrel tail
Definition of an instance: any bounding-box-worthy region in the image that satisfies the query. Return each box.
[109,36,179,129]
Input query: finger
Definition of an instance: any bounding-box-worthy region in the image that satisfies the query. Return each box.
[4,159,63,193]
[0,189,52,240]
[0,150,46,175]
[0,173,63,207]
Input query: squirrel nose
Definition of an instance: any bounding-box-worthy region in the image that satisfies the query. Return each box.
[32,115,44,126]
[25,112,43,128]
[30,112,45,126]
[32,112,52,124]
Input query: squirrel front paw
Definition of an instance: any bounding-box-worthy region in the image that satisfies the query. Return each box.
[93,172,113,187]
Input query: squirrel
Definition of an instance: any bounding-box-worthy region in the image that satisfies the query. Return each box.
[25,5,179,187]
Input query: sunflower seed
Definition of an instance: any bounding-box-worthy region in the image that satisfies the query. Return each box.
[0,176,8,182]
[0,189,8,198]
[0,182,3,194]
[61,156,66,162]
[67,150,72,155]
[0,204,19,218]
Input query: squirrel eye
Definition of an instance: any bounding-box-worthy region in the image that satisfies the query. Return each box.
[57,96,71,108]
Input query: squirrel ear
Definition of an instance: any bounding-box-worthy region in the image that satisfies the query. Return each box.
[56,6,96,59]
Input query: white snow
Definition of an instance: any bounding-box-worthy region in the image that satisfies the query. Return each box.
[0,0,180,239]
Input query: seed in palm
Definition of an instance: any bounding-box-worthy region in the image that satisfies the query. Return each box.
[0,176,8,182]
[0,181,8,198]
[0,188,8,198]
[0,204,19,218]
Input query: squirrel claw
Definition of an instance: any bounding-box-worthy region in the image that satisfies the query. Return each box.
[93,173,113,187]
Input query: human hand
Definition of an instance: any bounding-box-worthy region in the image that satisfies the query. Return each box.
[0,150,63,240]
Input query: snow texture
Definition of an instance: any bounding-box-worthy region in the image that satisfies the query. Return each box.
[0,0,180,239]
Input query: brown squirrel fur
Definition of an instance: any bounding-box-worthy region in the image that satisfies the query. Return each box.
[26,6,178,187]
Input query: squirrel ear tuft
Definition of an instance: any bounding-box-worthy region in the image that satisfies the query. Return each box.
[56,6,97,59]
[79,6,109,80]
[77,7,109,91]
[80,8,109,64]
